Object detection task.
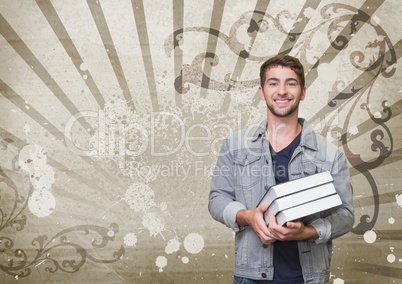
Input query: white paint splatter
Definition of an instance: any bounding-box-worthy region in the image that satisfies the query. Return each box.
[125,182,156,212]
[107,230,115,238]
[19,145,55,190]
[155,256,167,272]
[388,217,395,224]
[181,256,189,264]
[363,230,377,243]
[124,233,137,247]
[80,62,88,71]
[348,125,359,135]
[159,202,168,211]
[303,7,318,19]
[28,189,56,217]
[19,145,56,217]
[387,254,396,263]
[165,238,180,254]
[23,123,31,135]
[142,212,165,237]
[19,144,47,171]
[333,278,345,284]
[30,164,55,190]
[183,233,204,254]
[395,194,402,207]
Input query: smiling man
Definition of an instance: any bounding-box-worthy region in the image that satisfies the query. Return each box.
[209,54,354,284]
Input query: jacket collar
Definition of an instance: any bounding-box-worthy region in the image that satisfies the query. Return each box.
[249,118,318,151]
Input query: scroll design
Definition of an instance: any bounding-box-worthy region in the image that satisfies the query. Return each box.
[0,140,125,278]
[319,4,395,234]
[166,4,396,96]
[1,223,124,278]
[324,89,394,234]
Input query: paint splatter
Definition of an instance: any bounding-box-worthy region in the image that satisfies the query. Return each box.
[23,123,31,135]
[181,256,189,264]
[387,254,396,263]
[348,125,359,135]
[333,278,345,284]
[363,230,377,243]
[27,189,56,217]
[388,217,395,224]
[30,164,56,190]
[165,238,180,254]
[142,212,165,237]
[183,233,204,254]
[155,256,167,272]
[396,194,402,207]
[19,144,56,217]
[124,233,138,247]
[18,145,55,190]
[125,182,156,212]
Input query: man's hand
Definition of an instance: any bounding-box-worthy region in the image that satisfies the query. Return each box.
[236,205,276,245]
[267,214,318,241]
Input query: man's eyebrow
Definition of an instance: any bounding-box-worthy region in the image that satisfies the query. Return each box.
[266,77,299,82]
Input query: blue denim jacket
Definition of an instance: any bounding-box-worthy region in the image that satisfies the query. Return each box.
[209,119,354,283]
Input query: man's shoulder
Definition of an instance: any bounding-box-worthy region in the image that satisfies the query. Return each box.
[307,129,343,160]
[301,119,343,156]
[223,120,266,152]
[228,121,264,140]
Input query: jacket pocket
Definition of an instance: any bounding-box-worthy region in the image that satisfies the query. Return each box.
[234,150,262,189]
[233,150,262,209]
[302,159,331,176]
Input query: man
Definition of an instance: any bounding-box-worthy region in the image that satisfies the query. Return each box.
[208,54,354,284]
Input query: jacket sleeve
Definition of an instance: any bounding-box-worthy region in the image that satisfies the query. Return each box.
[309,151,355,244]
[208,138,246,232]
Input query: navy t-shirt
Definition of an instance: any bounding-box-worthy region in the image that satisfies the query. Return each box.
[269,132,304,283]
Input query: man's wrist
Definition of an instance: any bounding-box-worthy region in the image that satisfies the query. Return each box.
[302,225,319,240]
[236,209,250,227]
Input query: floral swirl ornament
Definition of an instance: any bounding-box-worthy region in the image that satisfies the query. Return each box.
[164,10,290,94]
[0,141,125,278]
[320,4,396,234]
[1,221,124,278]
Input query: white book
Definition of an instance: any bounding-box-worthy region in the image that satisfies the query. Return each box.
[257,171,333,208]
[275,193,343,226]
[263,182,337,224]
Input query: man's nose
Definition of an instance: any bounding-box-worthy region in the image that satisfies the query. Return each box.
[277,83,287,95]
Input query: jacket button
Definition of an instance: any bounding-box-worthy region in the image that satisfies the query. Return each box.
[261,273,267,278]
[264,185,269,191]
[262,244,268,248]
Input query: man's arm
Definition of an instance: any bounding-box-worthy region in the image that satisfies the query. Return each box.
[298,151,354,244]
[236,205,276,244]
[209,138,245,231]
[267,214,319,241]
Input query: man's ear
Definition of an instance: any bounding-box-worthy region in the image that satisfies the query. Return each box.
[301,87,306,101]
[258,86,265,101]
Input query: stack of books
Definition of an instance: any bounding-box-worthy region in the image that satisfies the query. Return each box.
[258,171,342,226]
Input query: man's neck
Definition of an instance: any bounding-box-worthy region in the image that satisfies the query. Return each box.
[266,114,301,152]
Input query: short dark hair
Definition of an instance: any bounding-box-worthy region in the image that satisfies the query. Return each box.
[260,54,305,89]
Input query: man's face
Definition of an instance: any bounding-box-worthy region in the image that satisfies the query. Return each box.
[259,66,306,118]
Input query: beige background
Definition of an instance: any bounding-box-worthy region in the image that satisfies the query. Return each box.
[1,0,402,283]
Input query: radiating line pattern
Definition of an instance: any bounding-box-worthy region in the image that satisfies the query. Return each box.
[0,0,401,282]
